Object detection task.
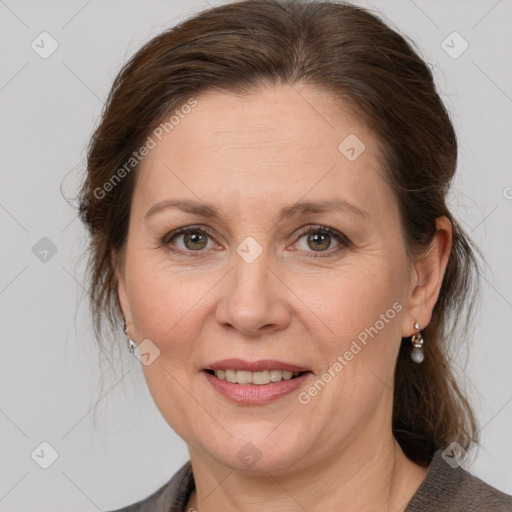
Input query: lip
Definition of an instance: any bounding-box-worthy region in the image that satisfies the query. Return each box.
[203,370,312,404]
[204,358,311,373]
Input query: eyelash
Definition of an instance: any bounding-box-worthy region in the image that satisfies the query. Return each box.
[160,224,351,259]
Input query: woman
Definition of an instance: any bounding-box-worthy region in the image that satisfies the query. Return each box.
[77,0,511,510]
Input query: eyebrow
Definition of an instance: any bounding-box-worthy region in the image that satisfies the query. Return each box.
[144,198,369,222]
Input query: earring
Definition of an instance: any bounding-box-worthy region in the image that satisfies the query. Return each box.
[123,320,137,354]
[410,321,424,363]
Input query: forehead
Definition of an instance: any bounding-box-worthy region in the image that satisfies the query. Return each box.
[133,85,394,222]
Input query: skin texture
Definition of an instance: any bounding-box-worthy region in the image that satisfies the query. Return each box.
[115,84,452,511]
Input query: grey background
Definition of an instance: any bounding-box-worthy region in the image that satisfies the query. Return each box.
[1,0,511,510]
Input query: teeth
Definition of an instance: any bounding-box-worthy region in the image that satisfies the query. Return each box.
[212,369,300,385]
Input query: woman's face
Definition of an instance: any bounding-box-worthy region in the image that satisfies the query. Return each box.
[117,85,418,473]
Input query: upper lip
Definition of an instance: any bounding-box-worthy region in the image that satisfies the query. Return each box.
[204,358,311,373]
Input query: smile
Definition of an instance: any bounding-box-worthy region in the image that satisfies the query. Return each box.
[206,369,302,385]
[202,361,312,404]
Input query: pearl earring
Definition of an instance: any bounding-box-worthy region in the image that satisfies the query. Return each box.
[410,321,424,363]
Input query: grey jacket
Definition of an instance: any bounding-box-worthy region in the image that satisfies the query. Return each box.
[108,450,512,511]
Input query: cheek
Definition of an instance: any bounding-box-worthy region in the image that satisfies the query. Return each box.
[309,260,405,343]
[126,261,212,362]
[305,268,405,416]
[126,264,215,436]
[305,257,407,408]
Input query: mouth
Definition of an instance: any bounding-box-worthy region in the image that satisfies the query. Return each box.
[203,368,306,385]
[202,359,313,404]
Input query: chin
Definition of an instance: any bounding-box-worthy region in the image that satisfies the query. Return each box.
[200,432,313,474]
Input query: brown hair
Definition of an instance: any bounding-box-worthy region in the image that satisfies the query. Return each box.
[75,0,481,465]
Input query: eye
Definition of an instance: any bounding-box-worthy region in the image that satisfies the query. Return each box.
[162,225,217,253]
[293,225,350,258]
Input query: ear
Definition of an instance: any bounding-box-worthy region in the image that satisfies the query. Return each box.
[401,216,452,337]
[113,248,134,337]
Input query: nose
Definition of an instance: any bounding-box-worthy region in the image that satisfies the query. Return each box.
[215,247,291,337]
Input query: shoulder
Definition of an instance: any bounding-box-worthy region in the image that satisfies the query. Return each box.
[406,450,512,512]
[106,460,194,512]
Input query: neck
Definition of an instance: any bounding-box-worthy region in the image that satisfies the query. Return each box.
[186,434,427,512]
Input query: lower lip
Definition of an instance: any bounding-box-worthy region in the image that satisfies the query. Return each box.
[203,370,312,404]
